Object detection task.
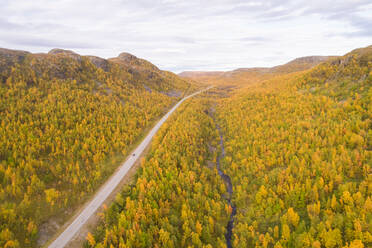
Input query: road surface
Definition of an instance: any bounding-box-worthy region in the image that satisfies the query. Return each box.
[48,86,213,248]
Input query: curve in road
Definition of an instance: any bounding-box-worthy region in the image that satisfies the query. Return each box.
[48,86,213,248]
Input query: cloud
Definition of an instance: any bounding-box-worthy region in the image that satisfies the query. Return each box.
[0,0,371,72]
[239,36,272,42]
[324,10,372,38]
[0,18,25,30]
[1,34,101,49]
[172,36,196,44]
[346,15,372,37]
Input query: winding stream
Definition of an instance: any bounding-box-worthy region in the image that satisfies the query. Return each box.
[215,122,237,248]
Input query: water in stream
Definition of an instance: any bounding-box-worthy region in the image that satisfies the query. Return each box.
[215,123,237,248]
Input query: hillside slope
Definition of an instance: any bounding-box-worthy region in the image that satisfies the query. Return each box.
[0,48,197,247]
[216,45,371,247]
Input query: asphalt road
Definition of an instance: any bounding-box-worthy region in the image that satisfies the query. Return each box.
[48,86,212,248]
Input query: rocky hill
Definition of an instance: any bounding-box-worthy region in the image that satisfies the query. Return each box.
[0,48,195,94]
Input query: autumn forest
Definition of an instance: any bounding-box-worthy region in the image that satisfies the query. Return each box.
[0,45,371,248]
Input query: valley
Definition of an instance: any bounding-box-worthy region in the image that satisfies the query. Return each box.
[0,45,371,248]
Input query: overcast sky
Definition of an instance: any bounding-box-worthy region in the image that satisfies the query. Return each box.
[1,0,371,72]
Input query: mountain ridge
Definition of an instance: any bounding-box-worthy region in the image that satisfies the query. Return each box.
[179,55,335,78]
[179,55,339,86]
